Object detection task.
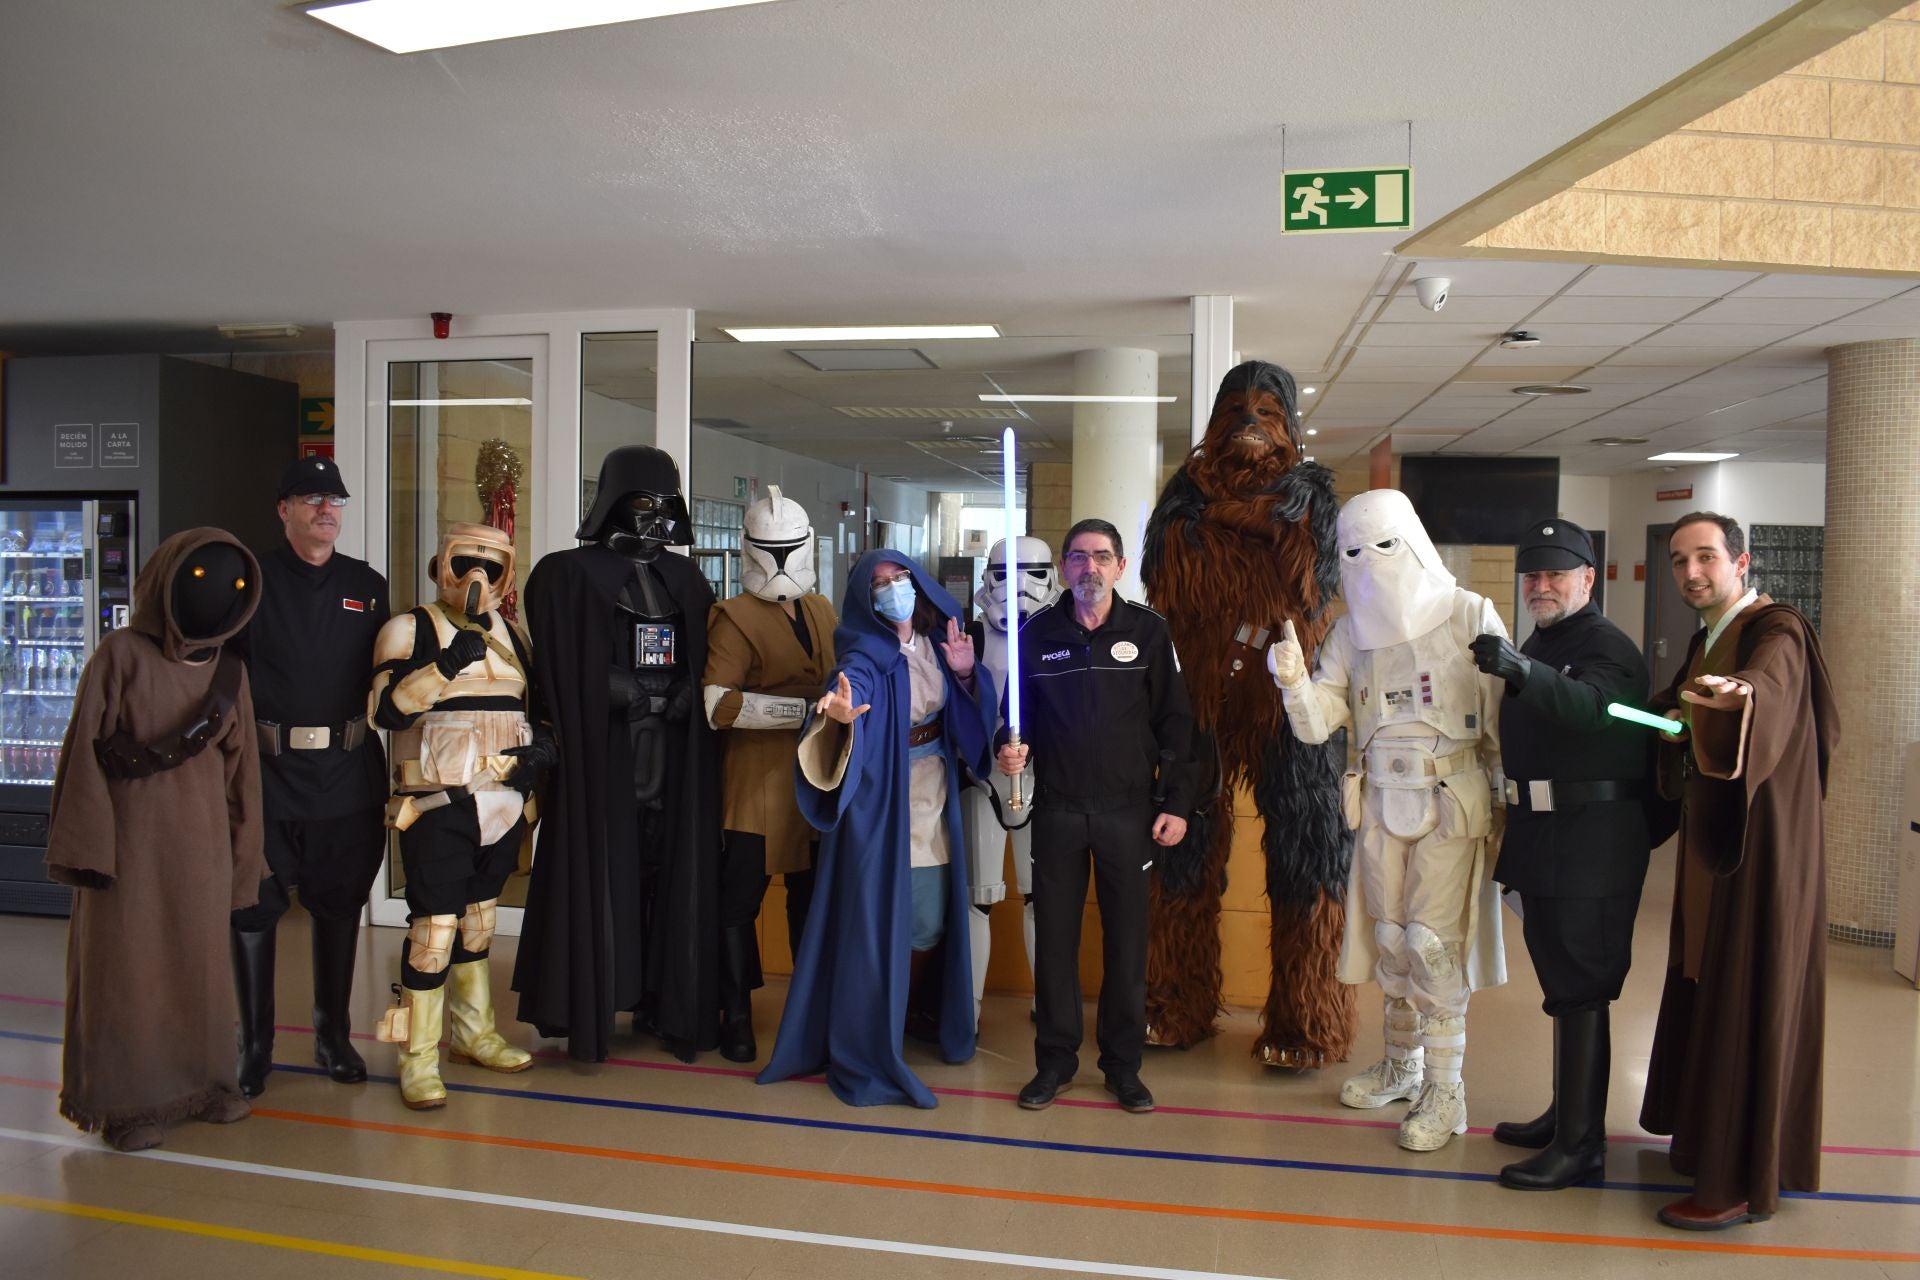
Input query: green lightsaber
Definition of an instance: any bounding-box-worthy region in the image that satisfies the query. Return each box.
[1607,702,1683,736]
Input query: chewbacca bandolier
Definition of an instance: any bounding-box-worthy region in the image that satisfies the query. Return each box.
[1140,360,1353,1067]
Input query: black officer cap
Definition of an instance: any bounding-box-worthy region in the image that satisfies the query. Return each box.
[277,455,350,500]
[1516,518,1595,572]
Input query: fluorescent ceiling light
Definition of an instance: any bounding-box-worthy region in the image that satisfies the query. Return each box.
[1647,451,1738,462]
[217,322,303,340]
[1301,386,1317,395]
[389,398,533,407]
[725,324,999,342]
[978,394,1177,404]
[1305,428,1318,436]
[307,0,776,54]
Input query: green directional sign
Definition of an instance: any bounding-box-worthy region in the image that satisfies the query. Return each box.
[1281,167,1413,234]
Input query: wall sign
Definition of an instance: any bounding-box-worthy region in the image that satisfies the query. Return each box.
[1633,561,1647,581]
[1656,486,1693,502]
[54,423,94,468]
[99,423,140,468]
[1606,561,1618,581]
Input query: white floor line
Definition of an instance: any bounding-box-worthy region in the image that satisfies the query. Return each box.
[0,1125,1283,1280]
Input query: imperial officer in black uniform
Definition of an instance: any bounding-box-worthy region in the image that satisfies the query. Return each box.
[1469,518,1655,1192]
[996,518,1193,1116]
[229,456,391,1097]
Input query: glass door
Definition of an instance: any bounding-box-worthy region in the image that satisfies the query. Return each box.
[0,498,94,798]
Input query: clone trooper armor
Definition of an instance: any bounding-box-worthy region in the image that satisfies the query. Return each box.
[1270,490,1507,1152]
[963,537,1059,1023]
[370,523,542,1109]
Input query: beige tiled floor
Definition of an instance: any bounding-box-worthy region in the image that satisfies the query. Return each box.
[1,841,1916,1279]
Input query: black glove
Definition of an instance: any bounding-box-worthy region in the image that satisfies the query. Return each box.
[501,729,560,795]
[435,628,488,679]
[1469,632,1530,690]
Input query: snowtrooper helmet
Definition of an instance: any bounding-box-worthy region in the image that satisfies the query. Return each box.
[1335,489,1455,650]
[741,484,816,601]
[974,536,1059,631]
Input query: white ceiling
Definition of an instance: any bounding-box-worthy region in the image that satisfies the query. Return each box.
[1307,259,1920,475]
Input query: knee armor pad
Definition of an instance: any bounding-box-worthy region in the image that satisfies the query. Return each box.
[1404,922,1456,981]
[460,899,498,955]
[407,914,458,974]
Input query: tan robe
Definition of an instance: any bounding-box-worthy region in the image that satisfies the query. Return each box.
[47,529,266,1132]
[705,592,836,875]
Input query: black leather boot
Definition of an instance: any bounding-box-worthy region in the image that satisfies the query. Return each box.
[231,927,277,1098]
[1500,1007,1609,1190]
[1493,1018,1558,1149]
[310,915,368,1084]
[784,868,815,961]
[717,924,761,1064]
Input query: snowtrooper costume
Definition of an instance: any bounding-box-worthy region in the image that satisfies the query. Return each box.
[1267,489,1507,1152]
[963,537,1059,1024]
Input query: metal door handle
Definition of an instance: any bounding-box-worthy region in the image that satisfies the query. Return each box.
[1654,638,1667,658]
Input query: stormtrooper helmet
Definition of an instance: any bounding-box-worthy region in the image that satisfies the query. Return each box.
[974,536,1059,631]
[741,484,816,601]
[431,522,516,618]
[1335,490,1455,650]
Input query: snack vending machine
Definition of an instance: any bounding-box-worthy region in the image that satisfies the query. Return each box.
[0,496,136,913]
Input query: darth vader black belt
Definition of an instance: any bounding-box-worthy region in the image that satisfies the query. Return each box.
[1503,778,1642,813]
[257,715,368,755]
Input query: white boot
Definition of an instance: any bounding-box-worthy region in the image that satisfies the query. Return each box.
[1399,1014,1468,1151]
[968,904,993,1029]
[1340,997,1424,1109]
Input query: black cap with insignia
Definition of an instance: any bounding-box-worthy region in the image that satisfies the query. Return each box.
[1516,518,1595,573]
[277,455,350,500]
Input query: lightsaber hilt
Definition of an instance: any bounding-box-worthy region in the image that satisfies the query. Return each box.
[1007,731,1025,810]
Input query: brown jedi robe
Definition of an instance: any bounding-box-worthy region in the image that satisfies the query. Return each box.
[47,528,266,1133]
[1639,599,1838,1215]
[705,591,836,875]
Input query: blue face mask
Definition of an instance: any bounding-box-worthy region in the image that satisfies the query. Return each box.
[873,578,916,623]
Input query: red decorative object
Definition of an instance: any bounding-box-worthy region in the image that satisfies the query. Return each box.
[475,439,524,622]
[1657,486,1693,501]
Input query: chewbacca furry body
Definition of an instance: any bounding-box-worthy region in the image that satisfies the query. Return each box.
[1140,361,1355,1063]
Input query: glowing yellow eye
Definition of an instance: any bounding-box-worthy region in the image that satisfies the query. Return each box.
[191,566,206,578]
[233,578,247,590]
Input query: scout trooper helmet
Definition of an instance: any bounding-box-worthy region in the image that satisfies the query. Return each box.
[1335,489,1455,650]
[974,536,1060,632]
[431,521,516,617]
[741,484,816,602]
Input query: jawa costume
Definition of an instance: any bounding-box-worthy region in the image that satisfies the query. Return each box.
[1641,589,1837,1228]
[701,484,837,1061]
[369,523,546,1110]
[961,536,1059,1022]
[757,551,994,1108]
[48,528,265,1151]
[1139,360,1353,1067]
[1271,490,1508,1152]
[513,446,721,1064]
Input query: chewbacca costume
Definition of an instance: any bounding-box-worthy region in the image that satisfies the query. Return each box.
[1139,361,1353,1066]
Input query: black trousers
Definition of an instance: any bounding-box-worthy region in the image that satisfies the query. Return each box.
[1030,802,1153,1079]
[1519,890,1643,1015]
[397,799,524,919]
[231,807,387,931]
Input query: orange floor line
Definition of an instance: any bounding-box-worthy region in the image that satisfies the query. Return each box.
[251,1105,1920,1265]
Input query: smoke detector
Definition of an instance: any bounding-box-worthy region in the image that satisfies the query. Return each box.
[1498,331,1542,349]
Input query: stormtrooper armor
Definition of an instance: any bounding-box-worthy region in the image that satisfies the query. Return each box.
[1268,490,1506,1153]
[742,484,816,603]
[964,537,1059,1023]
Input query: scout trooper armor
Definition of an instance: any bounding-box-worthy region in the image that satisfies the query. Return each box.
[964,537,1060,1023]
[1268,490,1507,1153]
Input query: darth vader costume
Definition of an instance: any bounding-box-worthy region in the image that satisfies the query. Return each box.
[512,446,722,1063]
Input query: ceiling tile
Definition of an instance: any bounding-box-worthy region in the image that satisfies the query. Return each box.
[1826,297,1920,326]
[1405,260,1588,293]
[1789,322,1920,346]
[1363,323,1502,347]
[1736,274,1916,299]
[1475,343,1631,366]
[1685,296,1873,325]
[1529,295,1716,323]
[1345,345,1473,367]
[1607,347,1748,367]
[1638,323,1813,347]
[1565,265,1759,296]
[1374,296,1552,324]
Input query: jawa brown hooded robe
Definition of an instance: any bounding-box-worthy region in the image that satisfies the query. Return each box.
[48,528,266,1138]
[1141,361,1353,1065]
[1640,599,1838,1216]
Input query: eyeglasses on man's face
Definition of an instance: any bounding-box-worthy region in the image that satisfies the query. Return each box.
[296,494,349,509]
[1062,550,1117,568]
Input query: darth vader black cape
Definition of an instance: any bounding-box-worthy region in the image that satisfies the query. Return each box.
[511,543,721,1062]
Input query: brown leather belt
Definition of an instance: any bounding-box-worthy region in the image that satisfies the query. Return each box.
[906,715,943,747]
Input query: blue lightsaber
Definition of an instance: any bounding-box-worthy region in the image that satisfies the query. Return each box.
[1002,426,1025,809]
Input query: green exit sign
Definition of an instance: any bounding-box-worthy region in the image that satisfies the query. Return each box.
[1281,167,1413,233]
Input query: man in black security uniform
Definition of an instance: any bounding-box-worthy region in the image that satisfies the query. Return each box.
[996,518,1192,1115]
[1469,518,1655,1191]
[228,456,390,1097]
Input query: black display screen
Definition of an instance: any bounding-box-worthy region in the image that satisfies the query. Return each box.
[1399,456,1559,546]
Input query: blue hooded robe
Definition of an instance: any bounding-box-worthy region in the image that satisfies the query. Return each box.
[756,550,995,1107]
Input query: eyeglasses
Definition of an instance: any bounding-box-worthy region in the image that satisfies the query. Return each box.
[296,494,349,509]
[1062,550,1117,568]
[871,571,913,589]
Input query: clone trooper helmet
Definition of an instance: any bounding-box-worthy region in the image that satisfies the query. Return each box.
[431,522,517,617]
[742,484,816,602]
[1335,490,1455,650]
[974,536,1060,632]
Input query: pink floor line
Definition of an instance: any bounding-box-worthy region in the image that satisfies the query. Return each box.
[6,989,1917,1158]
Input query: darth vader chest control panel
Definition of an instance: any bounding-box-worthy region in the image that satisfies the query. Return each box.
[632,621,679,670]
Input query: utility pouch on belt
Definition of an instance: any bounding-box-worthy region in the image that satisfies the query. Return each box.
[1341,770,1363,830]
[376,994,409,1044]
[95,651,244,780]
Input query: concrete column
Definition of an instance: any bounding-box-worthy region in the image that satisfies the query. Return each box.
[1822,337,1920,947]
[1190,295,1233,448]
[933,491,966,559]
[1071,347,1159,600]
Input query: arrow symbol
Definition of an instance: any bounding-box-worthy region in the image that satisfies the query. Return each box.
[1334,186,1369,210]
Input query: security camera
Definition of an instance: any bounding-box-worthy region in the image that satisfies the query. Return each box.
[1413,277,1451,312]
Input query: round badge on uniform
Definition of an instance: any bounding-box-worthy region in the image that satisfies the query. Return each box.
[1110,641,1139,663]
